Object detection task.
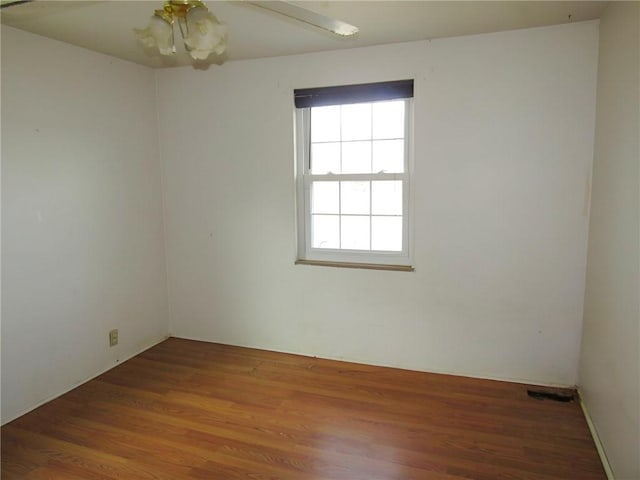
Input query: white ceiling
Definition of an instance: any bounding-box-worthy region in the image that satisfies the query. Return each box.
[1,1,608,68]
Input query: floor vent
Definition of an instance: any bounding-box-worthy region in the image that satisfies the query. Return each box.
[527,390,575,402]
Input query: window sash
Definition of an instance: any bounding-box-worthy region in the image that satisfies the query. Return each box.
[304,175,409,256]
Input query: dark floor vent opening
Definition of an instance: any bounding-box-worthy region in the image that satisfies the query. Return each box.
[527,389,575,402]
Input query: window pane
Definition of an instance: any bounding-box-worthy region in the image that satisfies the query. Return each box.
[372,181,402,215]
[372,100,405,139]
[311,181,339,214]
[372,139,404,173]
[341,141,371,174]
[372,216,402,251]
[341,181,370,214]
[311,106,340,142]
[341,103,371,141]
[341,216,370,250]
[312,214,339,249]
[311,142,340,174]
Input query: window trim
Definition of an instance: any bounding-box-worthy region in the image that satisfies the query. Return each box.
[295,96,414,268]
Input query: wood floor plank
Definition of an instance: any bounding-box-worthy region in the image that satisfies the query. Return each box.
[2,337,606,479]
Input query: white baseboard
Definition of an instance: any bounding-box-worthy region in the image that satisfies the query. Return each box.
[171,334,577,389]
[579,391,615,479]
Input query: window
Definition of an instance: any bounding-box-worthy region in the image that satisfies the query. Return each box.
[295,80,414,269]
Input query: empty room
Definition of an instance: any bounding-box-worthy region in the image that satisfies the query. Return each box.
[1,1,638,478]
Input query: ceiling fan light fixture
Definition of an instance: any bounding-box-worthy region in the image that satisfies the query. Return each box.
[183,6,228,60]
[134,13,175,56]
[135,0,227,62]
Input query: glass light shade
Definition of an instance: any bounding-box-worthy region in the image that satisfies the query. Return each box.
[135,15,175,55]
[183,6,228,60]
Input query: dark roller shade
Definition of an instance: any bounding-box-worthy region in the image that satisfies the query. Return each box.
[294,79,413,108]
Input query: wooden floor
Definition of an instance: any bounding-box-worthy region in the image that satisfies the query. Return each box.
[2,338,606,480]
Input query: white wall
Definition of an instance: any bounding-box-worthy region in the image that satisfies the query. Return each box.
[157,21,599,386]
[579,3,640,478]
[1,27,169,424]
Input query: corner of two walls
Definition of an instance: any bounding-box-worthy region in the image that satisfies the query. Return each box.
[152,69,175,340]
[577,2,640,478]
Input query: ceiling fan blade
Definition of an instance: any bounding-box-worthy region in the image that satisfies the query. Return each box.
[248,1,359,37]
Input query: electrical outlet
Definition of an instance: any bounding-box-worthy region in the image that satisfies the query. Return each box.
[109,329,118,347]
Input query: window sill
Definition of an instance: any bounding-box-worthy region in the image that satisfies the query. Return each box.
[295,259,414,272]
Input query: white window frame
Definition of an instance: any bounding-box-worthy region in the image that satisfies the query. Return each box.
[295,98,414,268]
